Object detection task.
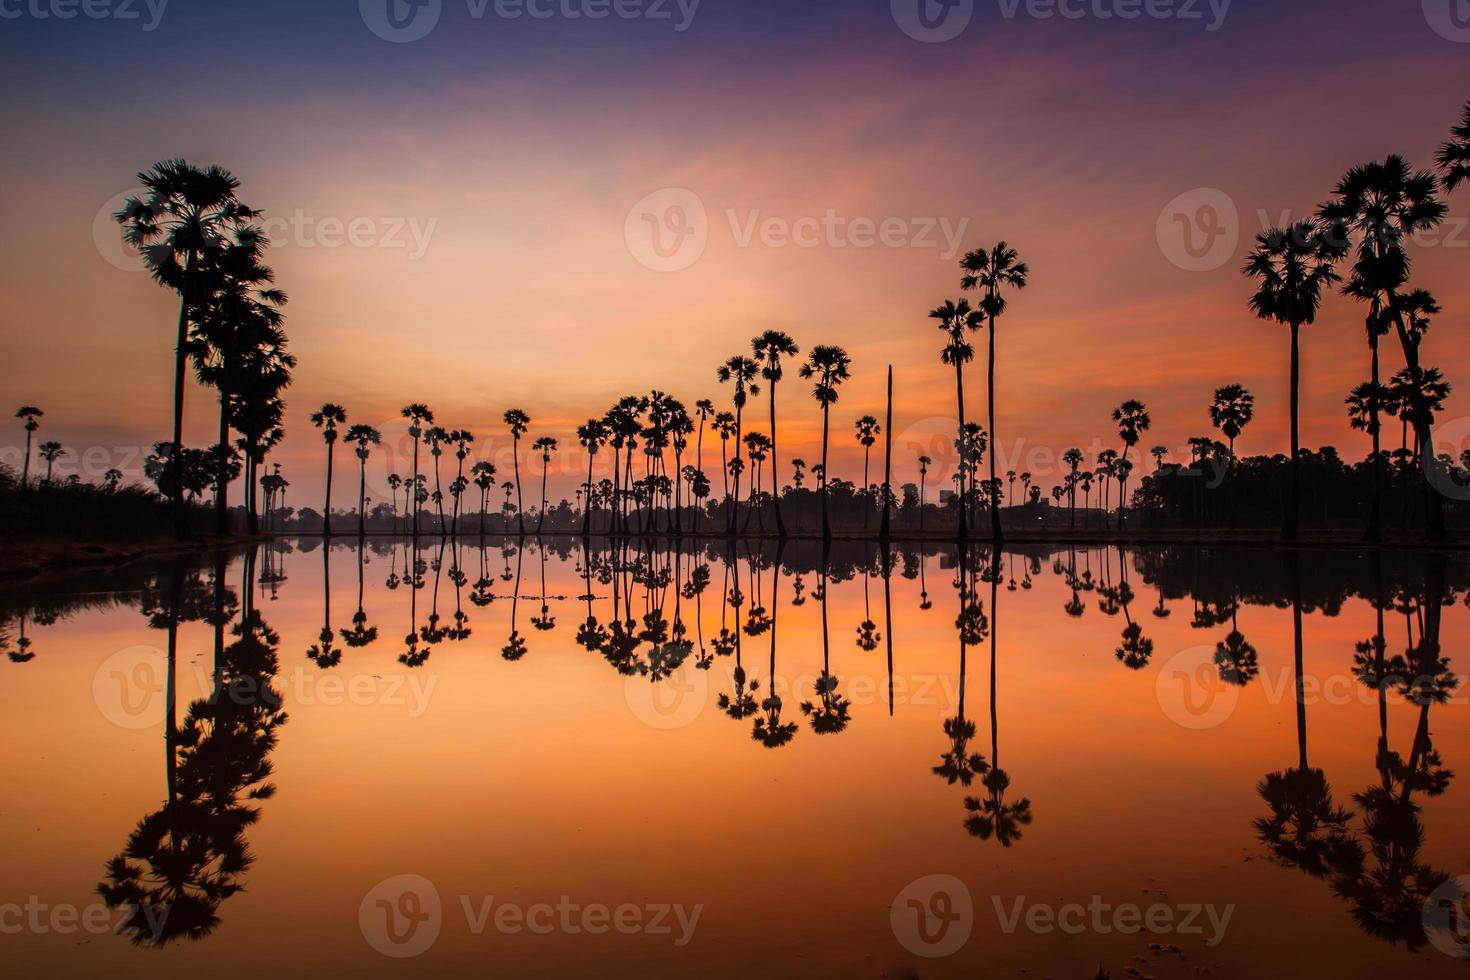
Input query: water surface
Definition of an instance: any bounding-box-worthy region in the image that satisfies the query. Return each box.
[3,538,1468,978]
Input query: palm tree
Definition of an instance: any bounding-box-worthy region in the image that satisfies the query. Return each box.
[1111,400,1151,530]
[342,424,380,536]
[504,409,531,535]
[400,404,433,535]
[799,346,851,539]
[917,454,931,530]
[1243,221,1346,540]
[14,407,41,488]
[1209,385,1254,459]
[854,415,881,529]
[424,425,450,533]
[1436,99,1470,193]
[1319,157,1447,539]
[751,331,799,536]
[38,441,63,483]
[576,419,608,535]
[470,461,495,534]
[716,356,760,534]
[1061,447,1083,529]
[117,161,259,538]
[309,404,346,535]
[961,243,1029,544]
[532,436,558,534]
[103,468,124,491]
[929,298,980,537]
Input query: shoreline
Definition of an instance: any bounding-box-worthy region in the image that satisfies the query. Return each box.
[1,525,1463,588]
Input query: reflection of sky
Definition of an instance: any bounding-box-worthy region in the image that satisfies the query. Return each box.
[3,541,1468,975]
[1,1,1467,501]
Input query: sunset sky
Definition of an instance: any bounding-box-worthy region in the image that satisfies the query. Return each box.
[2,0,1468,506]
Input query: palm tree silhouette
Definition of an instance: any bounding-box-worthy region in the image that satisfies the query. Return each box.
[1436,99,1470,193]
[752,330,799,537]
[854,415,881,529]
[716,356,760,534]
[801,556,851,734]
[797,345,851,539]
[965,551,1032,845]
[341,543,379,649]
[1254,554,1356,878]
[342,424,380,537]
[1209,384,1254,459]
[1111,400,1151,530]
[309,404,347,533]
[1243,220,1347,540]
[929,298,980,537]
[961,243,1029,544]
[917,454,932,530]
[14,406,41,488]
[577,419,608,535]
[117,161,261,538]
[400,404,433,536]
[38,441,63,483]
[532,435,558,534]
[504,409,531,535]
[1062,447,1083,528]
[1319,156,1447,539]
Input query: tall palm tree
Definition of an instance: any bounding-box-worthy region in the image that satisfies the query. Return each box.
[1061,447,1083,529]
[532,436,558,534]
[798,346,851,539]
[1243,221,1346,540]
[577,419,608,535]
[716,356,760,534]
[38,441,64,483]
[343,424,380,537]
[1319,157,1447,539]
[961,243,1030,544]
[309,404,346,536]
[400,404,433,536]
[117,161,260,538]
[917,454,931,530]
[752,330,799,537]
[424,425,450,533]
[14,406,41,488]
[929,298,981,538]
[1436,99,1470,193]
[1111,400,1151,530]
[504,409,531,535]
[854,415,881,529]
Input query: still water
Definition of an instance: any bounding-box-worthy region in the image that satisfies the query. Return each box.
[2,538,1468,978]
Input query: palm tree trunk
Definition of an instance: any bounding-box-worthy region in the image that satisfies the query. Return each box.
[729,406,743,535]
[324,441,335,537]
[20,427,31,488]
[954,362,968,542]
[1366,333,1382,541]
[215,384,232,536]
[880,366,893,540]
[513,439,525,536]
[537,459,548,535]
[820,402,832,539]
[358,457,367,537]
[169,255,194,539]
[988,312,1002,544]
[411,437,421,538]
[769,381,786,537]
[583,452,595,536]
[1290,553,1307,771]
[1285,321,1301,541]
